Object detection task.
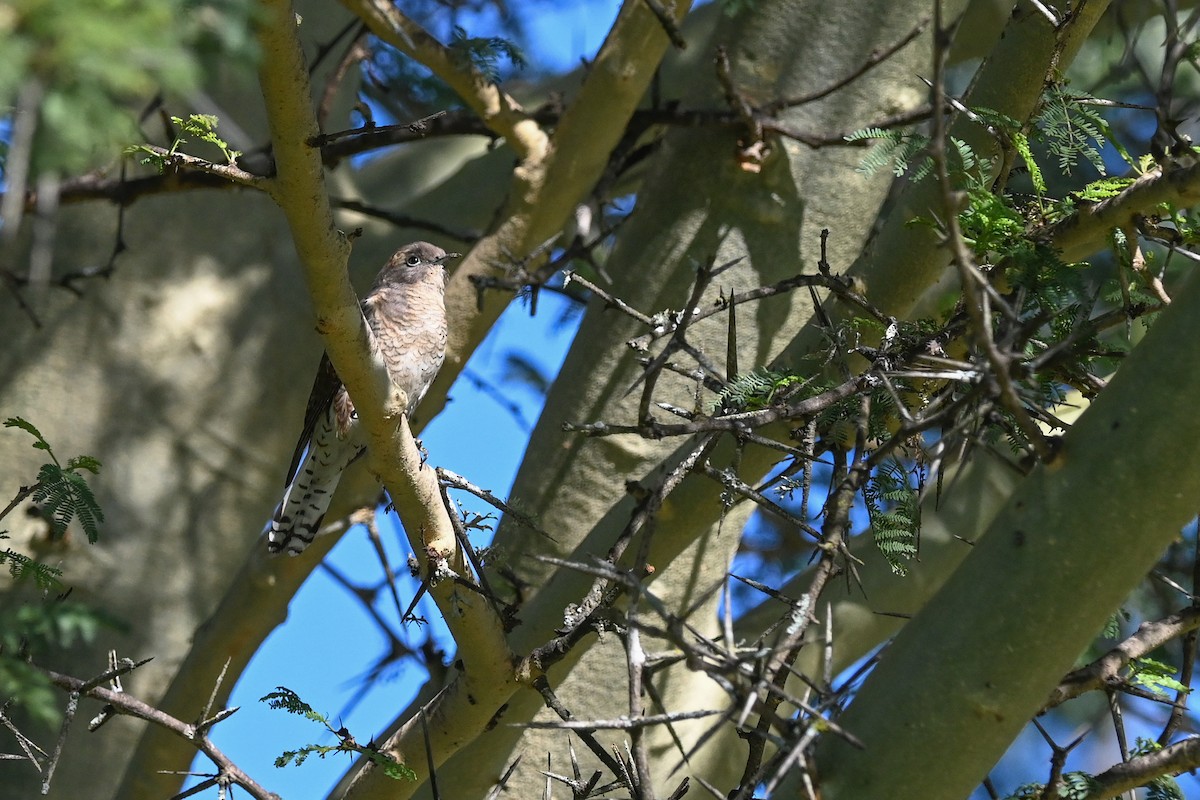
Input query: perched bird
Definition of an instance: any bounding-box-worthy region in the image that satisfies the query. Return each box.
[268,241,457,556]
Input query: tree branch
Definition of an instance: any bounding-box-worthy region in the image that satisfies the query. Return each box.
[255,1,515,792]
[41,665,279,800]
[1043,159,1200,262]
[813,218,1200,799]
[1047,606,1200,708]
[1083,737,1200,800]
[337,0,543,157]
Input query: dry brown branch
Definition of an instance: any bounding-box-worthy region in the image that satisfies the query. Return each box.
[1047,607,1200,708]
[1082,737,1200,800]
[337,0,541,154]
[41,664,279,800]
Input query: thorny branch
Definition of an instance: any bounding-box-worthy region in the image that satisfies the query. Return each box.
[5,4,1199,799]
[10,659,281,800]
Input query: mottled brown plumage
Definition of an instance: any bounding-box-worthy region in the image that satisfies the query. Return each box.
[268,241,456,556]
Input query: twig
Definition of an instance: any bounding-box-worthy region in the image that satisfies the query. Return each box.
[927,5,1056,464]
[437,467,554,541]
[563,270,654,326]
[641,0,687,49]
[134,145,267,189]
[1047,606,1200,708]
[563,376,865,439]
[522,709,720,730]
[632,257,722,425]
[628,271,882,353]
[40,663,279,800]
[532,675,626,776]
[765,17,931,112]
[332,198,481,242]
[701,465,823,541]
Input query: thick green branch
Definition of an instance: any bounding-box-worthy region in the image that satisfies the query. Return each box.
[256,0,510,653]
[429,0,695,406]
[257,0,515,791]
[814,267,1200,799]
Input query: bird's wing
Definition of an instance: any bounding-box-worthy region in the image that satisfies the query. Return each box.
[285,352,342,485]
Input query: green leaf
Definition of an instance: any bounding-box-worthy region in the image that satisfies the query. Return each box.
[1012,131,1046,194]
[715,368,810,412]
[169,113,241,162]
[1002,772,1096,799]
[865,459,922,575]
[1034,86,1116,176]
[32,463,104,543]
[260,687,329,724]
[261,687,415,781]
[448,26,526,84]
[0,548,63,590]
[1099,609,1125,640]
[4,416,53,456]
[1130,657,1189,696]
[65,455,102,474]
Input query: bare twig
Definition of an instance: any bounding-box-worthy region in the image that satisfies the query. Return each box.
[522,708,721,730]
[40,664,279,800]
[437,467,553,541]
[133,145,267,190]
[641,0,687,49]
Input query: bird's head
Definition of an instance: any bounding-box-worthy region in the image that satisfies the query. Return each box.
[378,241,461,287]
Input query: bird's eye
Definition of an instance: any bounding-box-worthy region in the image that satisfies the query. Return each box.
[406,255,421,267]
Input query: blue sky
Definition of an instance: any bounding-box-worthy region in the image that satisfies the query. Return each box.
[198,292,579,798]
[193,6,620,796]
[170,4,1200,798]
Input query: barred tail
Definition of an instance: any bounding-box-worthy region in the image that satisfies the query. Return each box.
[268,420,363,556]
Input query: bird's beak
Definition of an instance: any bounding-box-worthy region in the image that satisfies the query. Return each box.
[436,252,462,265]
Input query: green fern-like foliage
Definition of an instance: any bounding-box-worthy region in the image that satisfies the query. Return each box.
[1099,609,1125,640]
[0,545,63,590]
[1005,241,1086,319]
[261,687,416,781]
[1129,657,1189,697]
[260,687,329,723]
[1076,175,1135,201]
[864,459,921,575]
[959,182,1028,259]
[716,368,809,412]
[33,462,103,543]
[126,112,241,171]
[967,106,1047,194]
[171,113,241,162]
[847,128,984,183]
[1034,86,1133,176]
[448,26,526,84]
[4,417,105,543]
[1003,772,1097,799]
[0,417,115,726]
[846,128,932,178]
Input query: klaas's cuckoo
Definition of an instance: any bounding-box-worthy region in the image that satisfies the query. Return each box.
[268,241,458,556]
